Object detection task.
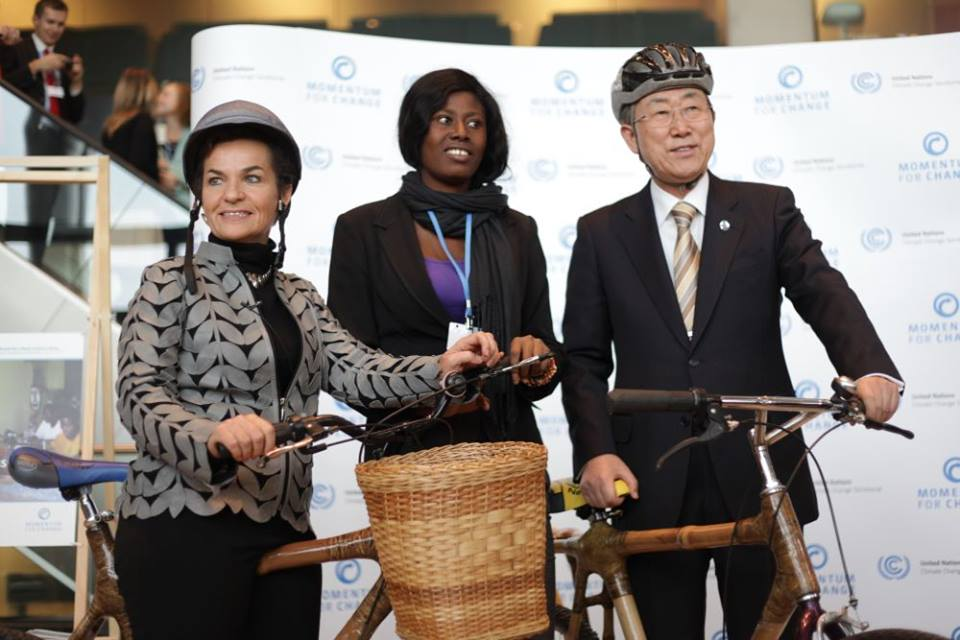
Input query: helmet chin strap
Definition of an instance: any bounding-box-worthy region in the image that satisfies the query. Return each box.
[631,122,703,194]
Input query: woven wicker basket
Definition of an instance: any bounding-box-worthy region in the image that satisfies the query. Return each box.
[355,441,549,640]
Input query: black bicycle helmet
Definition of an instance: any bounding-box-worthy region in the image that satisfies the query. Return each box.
[610,43,713,121]
[181,100,302,293]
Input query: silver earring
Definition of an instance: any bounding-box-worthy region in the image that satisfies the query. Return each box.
[277,200,283,213]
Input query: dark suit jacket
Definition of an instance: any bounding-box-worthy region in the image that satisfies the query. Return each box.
[328,192,562,446]
[562,174,900,531]
[0,37,84,124]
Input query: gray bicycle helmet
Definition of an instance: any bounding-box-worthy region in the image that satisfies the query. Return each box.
[610,43,713,121]
[181,100,302,293]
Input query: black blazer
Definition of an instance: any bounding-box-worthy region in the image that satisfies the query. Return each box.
[0,38,84,124]
[328,192,562,447]
[562,174,900,531]
[102,111,159,180]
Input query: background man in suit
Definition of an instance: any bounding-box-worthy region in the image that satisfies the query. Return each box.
[561,43,902,639]
[0,0,85,265]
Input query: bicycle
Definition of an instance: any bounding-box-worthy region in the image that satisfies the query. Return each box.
[1,354,554,640]
[552,376,945,640]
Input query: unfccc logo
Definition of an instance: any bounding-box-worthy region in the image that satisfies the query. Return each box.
[807,544,828,570]
[951,626,960,640]
[528,159,559,181]
[850,72,882,94]
[753,156,784,179]
[332,55,357,81]
[923,132,949,156]
[877,554,910,580]
[860,227,892,252]
[778,65,803,89]
[710,630,728,640]
[335,559,362,584]
[302,146,332,170]
[37,507,51,520]
[794,380,820,399]
[944,457,960,483]
[190,67,205,92]
[555,70,579,93]
[559,225,577,249]
[311,483,336,510]
[933,292,959,318]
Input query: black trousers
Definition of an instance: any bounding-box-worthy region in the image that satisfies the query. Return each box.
[114,510,322,640]
[626,447,789,640]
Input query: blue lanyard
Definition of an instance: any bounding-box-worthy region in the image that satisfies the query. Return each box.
[427,210,473,326]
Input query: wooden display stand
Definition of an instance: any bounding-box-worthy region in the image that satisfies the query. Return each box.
[0,155,117,637]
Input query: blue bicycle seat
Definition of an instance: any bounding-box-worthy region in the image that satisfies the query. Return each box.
[7,447,128,490]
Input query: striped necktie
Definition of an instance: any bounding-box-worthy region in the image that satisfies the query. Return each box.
[671,201,700,337]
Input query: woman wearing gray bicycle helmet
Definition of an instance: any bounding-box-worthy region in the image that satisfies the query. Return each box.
[112,100,500,640]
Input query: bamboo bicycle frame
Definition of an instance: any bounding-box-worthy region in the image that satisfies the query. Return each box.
[555,400,849,640]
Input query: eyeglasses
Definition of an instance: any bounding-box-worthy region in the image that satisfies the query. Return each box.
[633,102,711,129]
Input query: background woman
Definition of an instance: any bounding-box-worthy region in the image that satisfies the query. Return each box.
[328,68,562,454]
[153,80,191,205]
[113,100,498,640]
[101,67,159,180]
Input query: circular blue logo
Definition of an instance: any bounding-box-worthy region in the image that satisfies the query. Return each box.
[950,626,960,640]
[860,227,892,253]
[780,313,792,336]
[778,65,803,89]
[555,70,579,93]
[794,380,820,399]
[923,132,949,156]
[335,559,362,584]
[37,507,51,521]
[332,55,357,81]
[807,544,828,570]
[934,292,959,318]
[850,72,882,94]
[302,146,333,170]
[190,67,205,93]
[711,630,728,640]
[944,457,960,483]
[877,554,910,580]
[528,159,559,181]
[753,156,784,180]
[311,483,336,510]
[559,225,577,250]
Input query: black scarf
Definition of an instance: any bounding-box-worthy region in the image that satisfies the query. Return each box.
[399,171,518,437]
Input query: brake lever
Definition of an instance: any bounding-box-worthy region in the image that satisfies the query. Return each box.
[655,404,729,470]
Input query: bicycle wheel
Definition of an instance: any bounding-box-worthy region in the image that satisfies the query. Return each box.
[554,604,600,640]
[846,630,948,640]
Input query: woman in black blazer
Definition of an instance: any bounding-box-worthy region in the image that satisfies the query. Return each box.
[328,68,562,454]
[101,67,159,180]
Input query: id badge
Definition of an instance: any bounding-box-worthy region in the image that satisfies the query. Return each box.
[446,321,477,349]
[45,84,65,99]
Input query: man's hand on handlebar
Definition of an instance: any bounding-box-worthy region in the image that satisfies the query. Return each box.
[438,331,502,376]
[855,375,900,424]
[579,454,639,508]
[208,414,277,461]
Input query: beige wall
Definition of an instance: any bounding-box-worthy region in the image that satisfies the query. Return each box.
[0,0,723,45]
[814,0,933,40]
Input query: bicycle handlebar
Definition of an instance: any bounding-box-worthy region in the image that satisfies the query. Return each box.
[607,388,717,414]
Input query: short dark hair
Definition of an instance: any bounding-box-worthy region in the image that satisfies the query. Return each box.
[34,0,68,18]
[397,68,508,187]
[189,124,297,197]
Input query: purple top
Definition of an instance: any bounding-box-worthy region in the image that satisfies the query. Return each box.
[425,257,466,322]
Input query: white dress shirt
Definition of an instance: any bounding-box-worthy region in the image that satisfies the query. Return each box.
[650,172,709,281]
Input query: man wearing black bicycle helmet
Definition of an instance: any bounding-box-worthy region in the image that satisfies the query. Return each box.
[562,43,902,639]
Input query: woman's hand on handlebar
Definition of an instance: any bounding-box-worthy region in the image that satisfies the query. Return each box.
[579,454,640,508]
[438,331,502,376]
[207,414,277,461]
[855,375,900,423]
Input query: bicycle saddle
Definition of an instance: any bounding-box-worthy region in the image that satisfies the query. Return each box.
[7,447,128,490]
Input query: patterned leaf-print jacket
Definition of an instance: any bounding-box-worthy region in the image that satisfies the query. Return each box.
[117,242,441,532]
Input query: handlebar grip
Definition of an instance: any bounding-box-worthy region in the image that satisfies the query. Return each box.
[215,442,233,460]
[273,421,295,444]
[864,419,915,440]
[607,388,708,415]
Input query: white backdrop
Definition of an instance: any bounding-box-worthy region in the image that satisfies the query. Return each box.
[192,27,960,638]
